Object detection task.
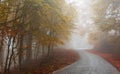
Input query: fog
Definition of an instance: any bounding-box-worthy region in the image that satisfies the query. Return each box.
[65,0,95,50]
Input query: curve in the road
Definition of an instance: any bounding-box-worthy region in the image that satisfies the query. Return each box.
[53,51,120,74]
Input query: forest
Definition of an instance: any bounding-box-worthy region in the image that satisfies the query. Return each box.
[0,0,120,74]
[88,0,120,56]
[0,0,76,74]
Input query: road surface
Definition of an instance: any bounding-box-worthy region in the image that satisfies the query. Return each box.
[53,51,120,74]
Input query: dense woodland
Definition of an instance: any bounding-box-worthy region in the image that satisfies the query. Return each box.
[89,0,120,55]
[1,0,120,73]
[0,0,76,74]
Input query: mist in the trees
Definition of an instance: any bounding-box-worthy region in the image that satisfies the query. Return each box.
[0,0,76,73]
[65,0,120,52]
[64,0,94,50]
[0,0,120,73]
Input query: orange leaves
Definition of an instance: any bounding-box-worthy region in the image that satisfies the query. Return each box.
[88,50,120,71]
[8,29,18,37]
[10,49,79,74]
[0,26,18,38]
[20,49,79,74]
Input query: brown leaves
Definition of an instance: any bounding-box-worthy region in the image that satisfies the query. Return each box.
[0,26,18,38]
[88,50,120,71]
[18,49,79,74]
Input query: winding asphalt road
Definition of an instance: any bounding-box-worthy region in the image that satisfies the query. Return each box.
[53,51,120,74]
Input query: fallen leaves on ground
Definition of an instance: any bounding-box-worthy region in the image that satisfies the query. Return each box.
[11,49,79,74]
[87,50,120,71]
[36,49,79,74]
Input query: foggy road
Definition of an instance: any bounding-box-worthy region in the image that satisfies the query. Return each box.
[53,51,120,74]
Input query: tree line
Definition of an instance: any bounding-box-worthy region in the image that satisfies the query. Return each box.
[0,0,76,74]
[89,0,120,54]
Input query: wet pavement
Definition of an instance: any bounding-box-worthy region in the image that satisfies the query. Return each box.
[53,51,120,74]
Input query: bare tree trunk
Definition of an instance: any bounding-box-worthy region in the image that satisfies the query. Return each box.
[7,36,16,74]
[42,45,45,56]
[0,38,3,72]
[26,33,33,61]
[48,44,51,56]
[34,44,40,60]
[18,34,24,74]
[4,37,12,74]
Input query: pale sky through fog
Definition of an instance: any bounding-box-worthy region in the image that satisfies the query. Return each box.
[64,0,95,50]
